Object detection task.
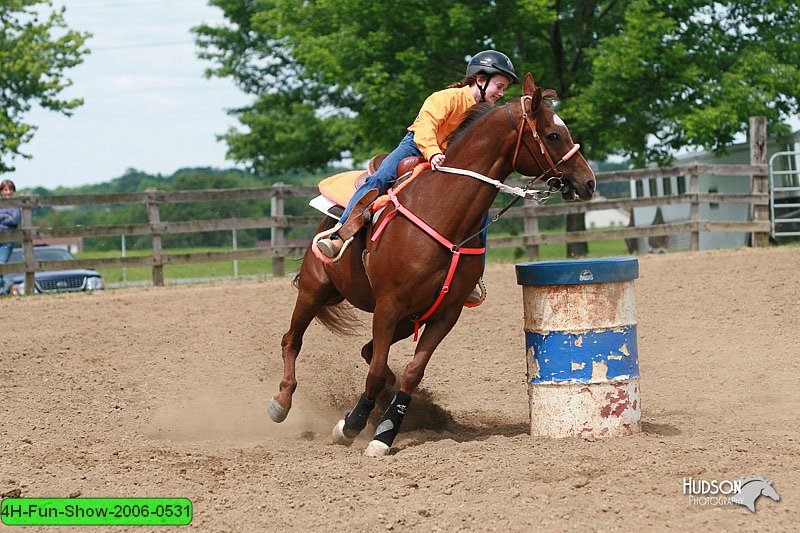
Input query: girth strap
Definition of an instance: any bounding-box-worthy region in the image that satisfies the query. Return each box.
[371,188,484,340]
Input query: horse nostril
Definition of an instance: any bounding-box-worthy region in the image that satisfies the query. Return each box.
[587,180,596,194]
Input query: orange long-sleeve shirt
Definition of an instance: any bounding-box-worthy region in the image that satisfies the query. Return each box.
[407,85,478,162]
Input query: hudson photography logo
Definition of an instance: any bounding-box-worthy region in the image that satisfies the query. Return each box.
[682,476,780,512]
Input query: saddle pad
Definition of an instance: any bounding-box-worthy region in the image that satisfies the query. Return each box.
[318,170,366,207]
[316,163,431,212]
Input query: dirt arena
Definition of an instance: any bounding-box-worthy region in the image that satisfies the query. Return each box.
[1,246,798,531]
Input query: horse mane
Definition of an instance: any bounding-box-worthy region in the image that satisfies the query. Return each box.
[445,103,494,146]
[536,89,559,122]
[445,88,560,148]
[739,476,768,486]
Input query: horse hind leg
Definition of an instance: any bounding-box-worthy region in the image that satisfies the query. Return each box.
[269,258,341,423]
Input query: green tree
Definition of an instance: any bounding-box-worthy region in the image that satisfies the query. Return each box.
[196,0,799,255]
[0,0,90,173]
[567,0,800,167]
[196,0,798,171]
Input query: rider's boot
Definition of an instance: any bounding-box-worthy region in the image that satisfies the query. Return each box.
[317,237,343,259]
[315,188,380,260]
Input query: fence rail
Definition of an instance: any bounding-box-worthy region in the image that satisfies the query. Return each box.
[0,162,770,292]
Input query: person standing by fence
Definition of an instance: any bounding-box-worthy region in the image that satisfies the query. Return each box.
[0,179,21,263]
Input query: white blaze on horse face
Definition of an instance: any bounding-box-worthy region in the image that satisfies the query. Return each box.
[553,113,566,127]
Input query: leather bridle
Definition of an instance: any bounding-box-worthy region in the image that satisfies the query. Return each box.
[509,95,581,192]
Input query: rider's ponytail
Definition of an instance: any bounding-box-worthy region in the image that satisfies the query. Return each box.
[447,74,478,89]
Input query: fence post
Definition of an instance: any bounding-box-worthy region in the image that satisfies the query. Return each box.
[121,235,127,284]
[523,207,540,260]
[749,116,769,247]
[232,228,239,279]
[689,168,700,251]
[270,183,285,277]
[19,193,35,295]
[146,188,164,286]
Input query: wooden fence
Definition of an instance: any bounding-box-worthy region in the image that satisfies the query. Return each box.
[0,160,769,294]
[0,186,318,291]
[494,162,769,257]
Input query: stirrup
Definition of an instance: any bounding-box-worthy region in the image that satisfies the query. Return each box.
[464,277,486,308]
[312,223,354,264]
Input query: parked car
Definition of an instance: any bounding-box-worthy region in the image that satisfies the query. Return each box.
[1,245,105,295]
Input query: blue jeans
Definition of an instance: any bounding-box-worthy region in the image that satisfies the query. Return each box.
[339,131,423,223]
[338,131,488,268]
[0,242,12,264]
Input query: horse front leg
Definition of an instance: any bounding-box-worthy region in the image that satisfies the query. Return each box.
[332,307,407,445]
[357,321,415,389]
[364,306,464,457]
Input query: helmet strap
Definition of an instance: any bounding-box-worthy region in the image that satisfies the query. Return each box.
[476,73,493,103]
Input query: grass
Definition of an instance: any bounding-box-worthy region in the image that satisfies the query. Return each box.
[487,238,630,263]
[77,247,278,285]
[77,232,632,286]
[486,227,631,263]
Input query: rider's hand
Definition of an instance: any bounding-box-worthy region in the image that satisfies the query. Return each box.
[430,153,445,169]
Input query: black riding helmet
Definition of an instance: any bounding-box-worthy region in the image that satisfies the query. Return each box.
[466,50,519,84]
[467,50,518,102]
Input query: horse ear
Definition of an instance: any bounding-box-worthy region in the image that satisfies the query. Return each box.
[523,72,536,96]
[531,87,543,113]
[522,73,541,114]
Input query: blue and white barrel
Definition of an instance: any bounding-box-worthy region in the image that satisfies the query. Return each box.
[515,257,641,438]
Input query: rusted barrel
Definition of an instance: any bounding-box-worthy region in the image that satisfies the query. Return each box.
[515,257,641,438]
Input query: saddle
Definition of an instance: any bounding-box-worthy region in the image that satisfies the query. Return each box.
[312,154,427,220]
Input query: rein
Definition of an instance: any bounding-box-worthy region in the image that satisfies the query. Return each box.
[436,95,581,204]
[435,96,582,247]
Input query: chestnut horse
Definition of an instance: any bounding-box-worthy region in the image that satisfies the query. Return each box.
[268,73,596,456]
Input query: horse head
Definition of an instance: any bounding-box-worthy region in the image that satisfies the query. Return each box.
[733,476,781,513]
[759,480,780,502]
[514,72,596,201]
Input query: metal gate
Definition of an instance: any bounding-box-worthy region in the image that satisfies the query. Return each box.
[769,150,800,238]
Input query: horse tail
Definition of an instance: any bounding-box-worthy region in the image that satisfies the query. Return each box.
[315,298,362,337]
[292,272,362,337]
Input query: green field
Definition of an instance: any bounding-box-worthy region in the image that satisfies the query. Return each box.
[77,247,287,285]
[486,238,629,263]
[78,236,631,286]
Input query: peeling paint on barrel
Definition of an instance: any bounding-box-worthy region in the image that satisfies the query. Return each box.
[522,282,636,332]
[528,381,641,438]
[517,258,642,439]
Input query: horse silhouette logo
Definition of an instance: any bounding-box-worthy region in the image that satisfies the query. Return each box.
[731,476,780,513]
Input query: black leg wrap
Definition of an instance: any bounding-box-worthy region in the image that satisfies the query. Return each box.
[373,391,412,447]
[343,394,376,439]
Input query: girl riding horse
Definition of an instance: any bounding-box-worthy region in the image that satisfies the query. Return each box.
[269,70,596,457]
[316,50,519,303]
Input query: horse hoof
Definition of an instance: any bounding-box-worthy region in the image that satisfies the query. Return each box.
[267,398,289,423]
[364,440,390,457]
[331,419,355,446]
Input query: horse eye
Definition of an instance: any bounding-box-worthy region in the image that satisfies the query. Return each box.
[547,133,559,141]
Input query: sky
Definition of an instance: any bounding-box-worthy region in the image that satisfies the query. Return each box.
[13,0,250,190]
[11,1,798,190]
